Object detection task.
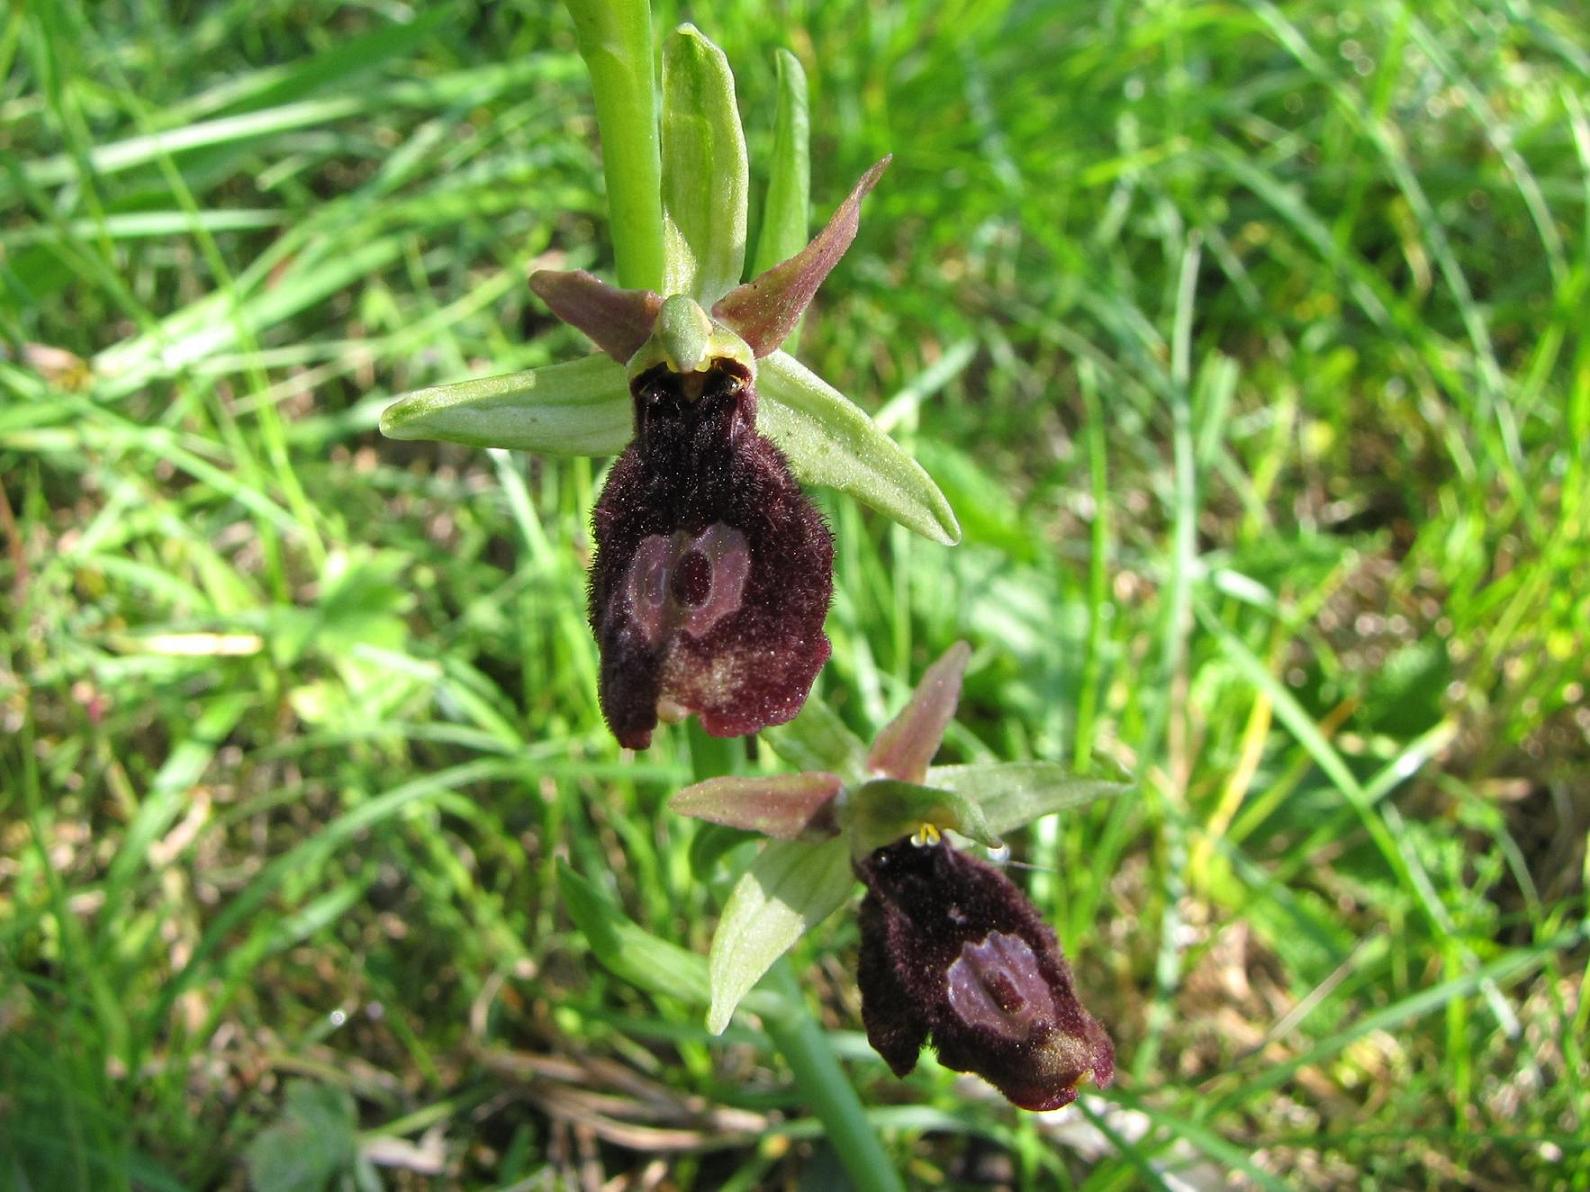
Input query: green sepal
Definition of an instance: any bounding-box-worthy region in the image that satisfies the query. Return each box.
[925,763,1130,836]
[706,837,854,1034]
[751,49,811,276]
[757,350,961,545]
[762,695,869,785]
[378,353,630,455]
[844,778,1001,856]
[661,24,749,304]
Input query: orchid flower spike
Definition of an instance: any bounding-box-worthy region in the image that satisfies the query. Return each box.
[380,25,958,750]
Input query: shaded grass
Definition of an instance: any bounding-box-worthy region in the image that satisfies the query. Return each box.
[2,0,1587,1187]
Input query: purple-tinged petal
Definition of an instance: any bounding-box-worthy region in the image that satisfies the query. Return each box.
[529,269,664,363]
[866,641,971,784]
[854,838,1115,1111]
[711,157,890,357]
[669,772,844,839]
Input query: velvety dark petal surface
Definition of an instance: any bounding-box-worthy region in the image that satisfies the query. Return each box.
[854,838,1115,1111]
[589,359,832,749]
[856,890,931,1077]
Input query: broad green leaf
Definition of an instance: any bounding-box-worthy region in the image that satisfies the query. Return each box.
[670,772,843,839]
[926,763,1130,836]
[867,641,969,783]
[378,353,630,455]
[762,695,869,784]
[757,350,961,545]
[244,1080,358,1192]
[707,837,853,1034]
[661,24,748,304]
[558,860,710,1004]
[750,49,810,277]
[845,778,1000,855]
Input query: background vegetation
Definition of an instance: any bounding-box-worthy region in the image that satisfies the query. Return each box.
[2,0,1586,1186]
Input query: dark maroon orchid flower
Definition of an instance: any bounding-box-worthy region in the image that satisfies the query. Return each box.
[586,342,833,749]
[524,161,889,749]
[855,836,1116,1111]
[672,640,1121,1110]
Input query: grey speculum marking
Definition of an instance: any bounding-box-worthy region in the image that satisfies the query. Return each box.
[622,524,751,647]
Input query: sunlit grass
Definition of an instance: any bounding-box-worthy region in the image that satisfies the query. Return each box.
[2,0,1586,1186]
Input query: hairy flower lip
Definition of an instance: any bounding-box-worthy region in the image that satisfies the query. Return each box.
[854,836,1115,1112]
[589,349,832,749]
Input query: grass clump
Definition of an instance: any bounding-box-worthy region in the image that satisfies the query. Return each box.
[2,0,1586,1186]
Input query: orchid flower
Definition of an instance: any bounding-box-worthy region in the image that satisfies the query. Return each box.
[380,26,957,748]
[670,642,1123,1110]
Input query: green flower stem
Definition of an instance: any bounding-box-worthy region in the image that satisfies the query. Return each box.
[684,718,745,786]
[560,0,665,291]
[765,960,904,1192]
